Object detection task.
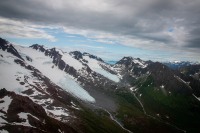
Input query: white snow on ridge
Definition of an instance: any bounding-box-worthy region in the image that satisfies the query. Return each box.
[18,112,40,121]
[0,113,7,126]
[54,48,84,70]
[0,50,33,93]
[62,53,83,70]
[47,107,69,116]
[193,94,200,102]
[83,56,120,82]
[174,75,192,89]
[132,59,147,68]
[14,46,95,103]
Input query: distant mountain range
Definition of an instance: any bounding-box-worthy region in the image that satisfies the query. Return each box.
[162,61,199,70]
[105,60,118,65]
[0,37,200,133]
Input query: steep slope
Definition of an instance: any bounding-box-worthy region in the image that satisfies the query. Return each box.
[27,45,120,110]
[1,37,200,133]
[114,57,200,133]
[29,44,120,88]
[178,64,200,97]
[15,45,95,102]
[81,52,120,82]
[0,89,77,133]
[0,38,24,61]
[0,39,81,132]
[0,38,129,133]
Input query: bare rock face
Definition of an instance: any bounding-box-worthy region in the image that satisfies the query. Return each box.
[69,51,83,60]
[147,62,192,94]
[83,52,104,62]
[0,38,24,60]
[30,44,45,52]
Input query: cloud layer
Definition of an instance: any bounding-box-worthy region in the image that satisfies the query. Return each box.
[0,0,200,60]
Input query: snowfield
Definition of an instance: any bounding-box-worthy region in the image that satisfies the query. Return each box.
[0,50,34,93]
[83,55,120,82]
[54,48,84,70]
[15,46,95,103]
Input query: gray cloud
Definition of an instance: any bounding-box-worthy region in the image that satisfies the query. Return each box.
[0,0,200,59]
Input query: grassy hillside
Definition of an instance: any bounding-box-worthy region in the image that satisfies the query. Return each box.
[134,76,200,133]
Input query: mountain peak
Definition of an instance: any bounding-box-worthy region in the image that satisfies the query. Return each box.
[0,38,24,60]
[69,51,83,60]
[30,44,47,52]
[123,56,133,60]
[116,56,133,64]
[83,52,104,62]
[0,37,9,46]
[116,56,147,68]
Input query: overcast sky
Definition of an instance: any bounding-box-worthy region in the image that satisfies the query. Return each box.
[0,0,200,62]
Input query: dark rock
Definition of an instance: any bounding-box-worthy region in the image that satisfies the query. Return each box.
[26,56,32,62]
[30,44,45,52]
[0,38,24,60]
[58,59,66,70]
[19,82,25,85]
[83,52,104,62]
[147,62,192,95]
[0,38,8,51]
[70,51,83,60]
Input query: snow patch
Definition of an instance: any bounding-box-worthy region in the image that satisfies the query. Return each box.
[47,107,69,116]
[62,53,84,70]
[58,129,64,133]
[0,96,12,113]
[15,112,39,127]
[45,106,69,122]
[0,112,7,126]
[71,101,80,110]
[83,56,120,82]
[193,94,200,102]
[160,85,165,89]
[0,129,9,133]
[132,59,147,68]
[174,75,192,89]
[130,87,134,91]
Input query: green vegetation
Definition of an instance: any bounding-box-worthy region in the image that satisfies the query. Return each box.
[77,108,127,133]
[135,76,200,133]
[113,88,181,133]
[76,75,200,133]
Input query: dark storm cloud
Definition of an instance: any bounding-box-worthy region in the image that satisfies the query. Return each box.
[0,0,200,50]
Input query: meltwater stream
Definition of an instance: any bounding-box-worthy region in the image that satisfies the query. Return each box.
[90,104,133,133]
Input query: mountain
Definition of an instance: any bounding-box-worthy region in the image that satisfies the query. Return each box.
[163,60,200,97]
[1,37,200,133]
[162,61,199,70]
